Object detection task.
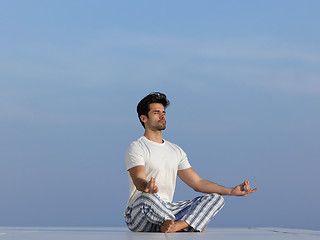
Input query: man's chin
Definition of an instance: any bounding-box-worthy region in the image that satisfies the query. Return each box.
[157,125,166,131]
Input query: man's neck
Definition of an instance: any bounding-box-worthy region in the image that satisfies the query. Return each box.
[144,130,163,144]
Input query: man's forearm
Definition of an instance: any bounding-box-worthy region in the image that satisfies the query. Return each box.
[196,179,232,195]
[133,178,149,192]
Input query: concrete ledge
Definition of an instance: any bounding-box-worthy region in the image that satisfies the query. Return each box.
[0,227,319,240]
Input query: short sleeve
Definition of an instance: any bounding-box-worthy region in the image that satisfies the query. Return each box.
[177,146,191,170]
[125,142,145,170]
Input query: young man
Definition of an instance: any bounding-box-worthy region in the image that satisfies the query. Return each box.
[124,92,258,233]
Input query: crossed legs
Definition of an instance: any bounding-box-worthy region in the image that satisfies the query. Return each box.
[125,192,225,232]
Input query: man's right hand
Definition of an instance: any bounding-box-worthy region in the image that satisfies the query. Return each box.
[128,166,159,193]
[145,177,159,194]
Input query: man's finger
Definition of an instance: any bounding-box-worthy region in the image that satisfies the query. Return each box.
[144,177,159,193]
[239,182,246,191]
[145,177,153,193]
[149,178,154,190]
[246,187,258,195]
[149,177,156,192]
[152,178,157,191]
[145,180,151,192]
[245,180,251,190]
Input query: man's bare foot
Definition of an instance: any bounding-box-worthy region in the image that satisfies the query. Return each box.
[160,220,189,233]
[160,220,175,233]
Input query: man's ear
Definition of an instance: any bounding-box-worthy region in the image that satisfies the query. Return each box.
[140,115,147,123]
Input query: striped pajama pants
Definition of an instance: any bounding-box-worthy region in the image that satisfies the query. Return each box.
[124,192,225,232]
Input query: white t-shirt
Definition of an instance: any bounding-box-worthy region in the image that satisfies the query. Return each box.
[125,136,191,207]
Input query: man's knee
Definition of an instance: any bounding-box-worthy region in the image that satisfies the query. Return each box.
[203,193,225,207]
[138,192,161,202]
[133,192,164,211]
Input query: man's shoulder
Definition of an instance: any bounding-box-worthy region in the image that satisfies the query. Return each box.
[125,137,147,169]
[128,136,145,146]
[126,136,146,152]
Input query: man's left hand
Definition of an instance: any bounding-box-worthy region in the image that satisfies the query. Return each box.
[230,180,258,196]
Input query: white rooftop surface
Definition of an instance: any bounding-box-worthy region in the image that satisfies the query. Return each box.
[0,227,319,240]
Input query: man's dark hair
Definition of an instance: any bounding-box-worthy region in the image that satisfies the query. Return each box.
[137,92,170,128]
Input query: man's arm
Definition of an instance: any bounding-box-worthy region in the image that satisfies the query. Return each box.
[128,165,158,194]
[177,168,258,196]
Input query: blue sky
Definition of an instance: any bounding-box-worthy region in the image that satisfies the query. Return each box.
[1,0,319,230]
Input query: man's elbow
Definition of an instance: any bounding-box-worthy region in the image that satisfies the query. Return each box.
[192,185,201,192]
[190,179,206,192]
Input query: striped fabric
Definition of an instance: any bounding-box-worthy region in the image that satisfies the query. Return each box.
[124,192,225,232]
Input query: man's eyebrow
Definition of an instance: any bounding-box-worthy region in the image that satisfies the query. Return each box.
[152,110,166,113]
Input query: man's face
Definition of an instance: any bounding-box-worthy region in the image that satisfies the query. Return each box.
[142,103,166,131]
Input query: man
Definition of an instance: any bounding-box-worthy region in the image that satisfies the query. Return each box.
[124,92,258,233]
